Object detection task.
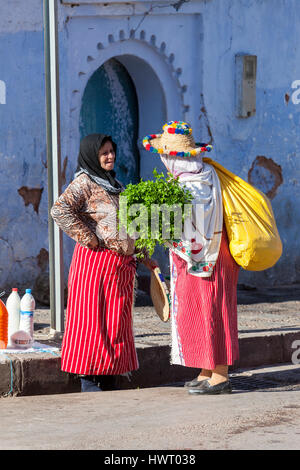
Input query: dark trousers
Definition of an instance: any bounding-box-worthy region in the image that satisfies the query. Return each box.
[80,375,117,392]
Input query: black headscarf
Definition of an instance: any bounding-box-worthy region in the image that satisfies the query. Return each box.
[75,134,123,194]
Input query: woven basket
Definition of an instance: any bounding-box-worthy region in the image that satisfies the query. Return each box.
[150,267,170,322]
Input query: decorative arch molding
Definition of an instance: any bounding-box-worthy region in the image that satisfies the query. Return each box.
[70,33,189,114]
[68,32,189,178]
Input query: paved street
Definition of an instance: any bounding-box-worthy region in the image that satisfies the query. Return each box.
[0,364,299,451]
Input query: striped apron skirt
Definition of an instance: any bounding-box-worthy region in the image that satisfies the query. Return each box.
[170,228,240,370]
[61,244,139,376]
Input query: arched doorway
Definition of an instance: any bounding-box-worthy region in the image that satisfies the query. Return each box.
[77,52,178,272]
[71,36,185,184]
[79,58,140,185]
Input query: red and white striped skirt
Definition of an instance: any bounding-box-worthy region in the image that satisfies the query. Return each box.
[61,244,139,376]
[170,228,240,370]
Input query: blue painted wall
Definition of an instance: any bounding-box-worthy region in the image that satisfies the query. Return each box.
[199,0,300,286]
[0,21,48,292]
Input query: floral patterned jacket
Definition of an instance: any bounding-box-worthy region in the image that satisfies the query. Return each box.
[51,173,135,256]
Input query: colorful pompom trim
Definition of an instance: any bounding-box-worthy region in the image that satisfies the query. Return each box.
[142,121,213,157]
[142,135,212,157]
[162,121,192,136]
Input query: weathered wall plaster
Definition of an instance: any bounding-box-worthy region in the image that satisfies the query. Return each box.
[248,156,283,200]
[18,186,44,213]
[197,0,300,286]
[0,6,49,296]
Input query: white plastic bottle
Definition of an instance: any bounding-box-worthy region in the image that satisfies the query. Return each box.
[6,288,20,346]
[19,289,35,340]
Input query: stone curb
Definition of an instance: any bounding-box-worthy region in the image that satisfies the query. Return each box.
[1,329,299,397]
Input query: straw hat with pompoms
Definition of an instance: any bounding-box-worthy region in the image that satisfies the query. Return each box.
[142,121,212,158]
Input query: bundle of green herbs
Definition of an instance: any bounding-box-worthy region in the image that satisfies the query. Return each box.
[118,169,193,258]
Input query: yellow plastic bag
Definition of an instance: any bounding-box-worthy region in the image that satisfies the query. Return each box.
[203,157,282,271]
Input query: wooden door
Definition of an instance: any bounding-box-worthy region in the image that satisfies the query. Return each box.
[80,58,139,185]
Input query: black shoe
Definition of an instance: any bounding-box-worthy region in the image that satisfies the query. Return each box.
[188,379,232,395]
[99,375,117,391]
[184,376,201,388]
[184,376,211,388]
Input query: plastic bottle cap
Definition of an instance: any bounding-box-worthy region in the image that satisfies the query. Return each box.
[12,288,18,291]
[25,289,32,294]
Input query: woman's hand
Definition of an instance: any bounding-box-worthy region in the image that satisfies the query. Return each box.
[141,258,159,271]
[88,235,99,250]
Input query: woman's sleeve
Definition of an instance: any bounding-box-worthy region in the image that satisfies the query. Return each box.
[96,202,136,255]
[50,174,95,247]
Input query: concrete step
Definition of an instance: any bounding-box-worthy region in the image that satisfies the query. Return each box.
[1,327,299,397]
[1,287,300,397]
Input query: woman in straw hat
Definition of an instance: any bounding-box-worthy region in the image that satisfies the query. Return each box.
[51,134,156,392]
[143,121,240,395]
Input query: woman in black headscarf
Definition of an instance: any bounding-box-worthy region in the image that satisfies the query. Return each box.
[51,134,156,392]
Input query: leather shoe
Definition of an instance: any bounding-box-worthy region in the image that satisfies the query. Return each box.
[188,379,232,395]
[184,376,202,388]
[184,376,212,388]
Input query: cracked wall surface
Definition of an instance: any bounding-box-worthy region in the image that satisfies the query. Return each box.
[0,0,300,296]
